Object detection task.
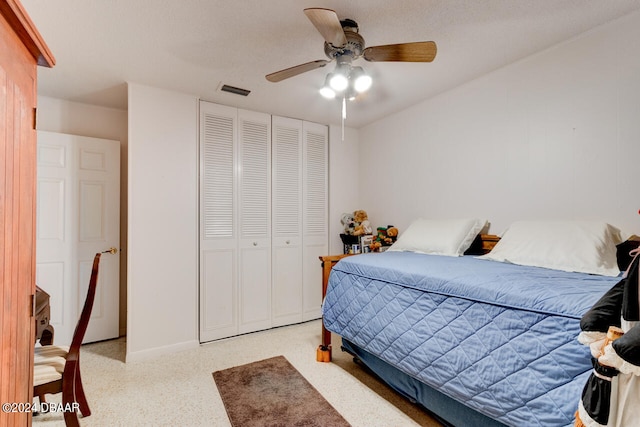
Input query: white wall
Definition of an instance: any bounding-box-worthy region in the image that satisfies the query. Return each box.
[37,97,128,142]
[36,97,129,337]
[359,11,640,238]
[328,125,360,254]
[127,83,199,361]
[37,91,358,360]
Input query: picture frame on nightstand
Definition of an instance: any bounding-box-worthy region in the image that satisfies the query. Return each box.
[360,235,373,253]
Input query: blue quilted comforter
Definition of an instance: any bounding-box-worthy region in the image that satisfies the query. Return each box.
[321,252,620,427]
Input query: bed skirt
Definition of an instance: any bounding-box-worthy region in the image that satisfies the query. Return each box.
[341,338,508,427]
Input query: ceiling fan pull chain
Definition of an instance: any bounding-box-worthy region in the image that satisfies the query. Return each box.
[342,96,347,142]
[342,96,347,119]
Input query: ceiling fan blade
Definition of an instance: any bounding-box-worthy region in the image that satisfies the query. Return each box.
[363,41,437,62]
[265,59,331,83]
[304,8,347,48]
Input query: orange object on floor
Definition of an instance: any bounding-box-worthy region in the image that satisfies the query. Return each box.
[316,345,332,362]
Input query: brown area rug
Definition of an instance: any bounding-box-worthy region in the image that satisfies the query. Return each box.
[213,356,351,427]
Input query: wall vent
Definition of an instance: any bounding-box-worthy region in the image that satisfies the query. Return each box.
[219,84,251,97]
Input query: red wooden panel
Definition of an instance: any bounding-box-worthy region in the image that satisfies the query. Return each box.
[0,4,38,425]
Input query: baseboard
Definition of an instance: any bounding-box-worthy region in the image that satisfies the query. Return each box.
[303,311,321,322]
[125,339,199,362]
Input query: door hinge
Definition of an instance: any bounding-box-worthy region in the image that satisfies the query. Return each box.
[31,293,35,318]
[33,107,37,130]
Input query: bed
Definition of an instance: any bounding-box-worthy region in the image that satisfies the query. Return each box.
[321,219,626,427]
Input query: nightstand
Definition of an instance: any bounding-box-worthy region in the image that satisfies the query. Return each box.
[317,254,354,362]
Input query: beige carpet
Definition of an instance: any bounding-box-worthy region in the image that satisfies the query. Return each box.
[33,321,442,426]
[213,355,351,427]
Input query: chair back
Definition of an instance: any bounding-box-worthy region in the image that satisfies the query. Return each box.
[69,253,101,353]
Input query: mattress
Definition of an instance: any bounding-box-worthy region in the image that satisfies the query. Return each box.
[321,252,620,427]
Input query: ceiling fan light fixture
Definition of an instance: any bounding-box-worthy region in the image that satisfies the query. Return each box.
[264,7,438,139]
[346,87,357,101]
[319,86,336,99]
[329,72,349,92]
[355,75,372,93]
[351,66,372,93]
[319,75,337,99]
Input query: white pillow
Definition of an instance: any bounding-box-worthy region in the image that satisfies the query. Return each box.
[480,220,622,276]
[388,218,486,257]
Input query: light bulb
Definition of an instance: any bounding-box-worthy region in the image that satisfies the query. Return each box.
[351,66,372,93]
[354,74,372,92]
[346,87,357,101]
[329,73,348,92]
[320,74,336,98]
[319,86,336,99]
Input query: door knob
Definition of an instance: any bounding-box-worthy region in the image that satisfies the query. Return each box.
[103,247,118,254]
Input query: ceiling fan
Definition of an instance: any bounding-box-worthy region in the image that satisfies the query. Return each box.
[265,8,437,85]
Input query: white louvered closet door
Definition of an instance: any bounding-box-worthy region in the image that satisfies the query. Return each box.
[302,122,328,321]
[200,102,238,342]
[200,102,325,342]
[271,116,303,326]
[237,109,272,334]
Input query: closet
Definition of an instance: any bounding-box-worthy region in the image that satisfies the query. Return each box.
[199,102,328,342]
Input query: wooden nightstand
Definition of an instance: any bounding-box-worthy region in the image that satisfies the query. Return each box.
[317,254,354,362]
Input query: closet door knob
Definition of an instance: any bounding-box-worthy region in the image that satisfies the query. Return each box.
[286,240,290,245]
[253,242,258,246]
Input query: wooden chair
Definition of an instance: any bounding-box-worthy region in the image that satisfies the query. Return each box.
[33,253,102,427]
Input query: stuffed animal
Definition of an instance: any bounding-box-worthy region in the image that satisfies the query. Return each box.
[361,219,372,235]
[575,247,640,427]
[352,210,372,236]
[368,225,399,250]
[387,226,398,239]
[353,209,367,223]
[340,212,355,235]
[353,220,372,236]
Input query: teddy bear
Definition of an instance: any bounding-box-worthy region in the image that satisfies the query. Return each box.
[387,226,398,240]
[575,246,640,427]
[352,210,372,236]
[353,209,367,224]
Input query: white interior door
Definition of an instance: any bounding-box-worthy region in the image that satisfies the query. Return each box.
[302,122,328,321]
[271,116,303,327]
[36,131,120,345]
[200,102,239,342]
[237,109,272,334]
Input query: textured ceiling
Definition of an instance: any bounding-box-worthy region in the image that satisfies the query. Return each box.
[22,0,640,128]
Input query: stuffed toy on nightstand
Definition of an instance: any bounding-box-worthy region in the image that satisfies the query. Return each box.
[352,209,372,236]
